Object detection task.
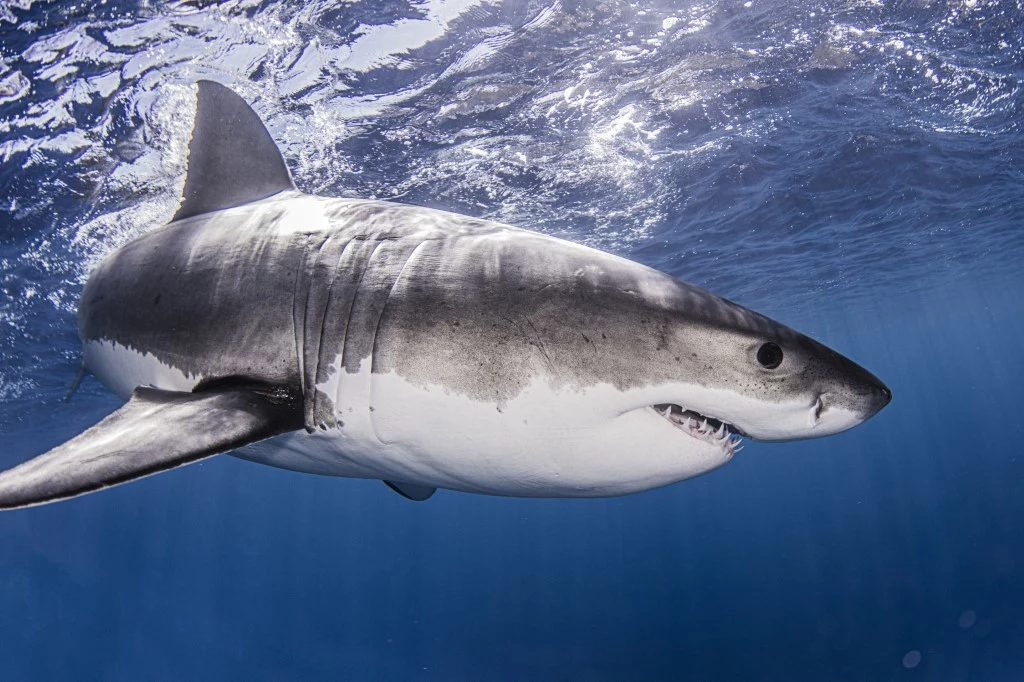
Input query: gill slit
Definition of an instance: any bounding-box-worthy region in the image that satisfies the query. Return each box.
[337,238,387,384]
[308,236,357,430]
[367,239,433,444]
[296,234,337,430]
[291,233,315,412]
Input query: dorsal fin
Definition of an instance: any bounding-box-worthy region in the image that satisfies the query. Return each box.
[172,80,296,222]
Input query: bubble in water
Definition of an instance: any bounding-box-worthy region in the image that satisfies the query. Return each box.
[958,609,977,629]
[902,650,922,669]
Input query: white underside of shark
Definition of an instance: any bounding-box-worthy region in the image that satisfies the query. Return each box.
[85,303,863,499]
[85,333,739,496]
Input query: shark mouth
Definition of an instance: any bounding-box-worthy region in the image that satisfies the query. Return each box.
[653,403,744,456]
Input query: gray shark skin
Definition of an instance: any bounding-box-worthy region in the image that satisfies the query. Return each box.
[0,81,891,510]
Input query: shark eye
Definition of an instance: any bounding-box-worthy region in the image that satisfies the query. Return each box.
[757,342,784,369]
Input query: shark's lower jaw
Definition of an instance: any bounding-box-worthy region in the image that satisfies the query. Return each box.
[652,403,744,456]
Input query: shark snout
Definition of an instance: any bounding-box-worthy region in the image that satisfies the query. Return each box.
[872,382,893,415]
[811,373,891,436]
[858,380,892,430]
[850,365,892,420]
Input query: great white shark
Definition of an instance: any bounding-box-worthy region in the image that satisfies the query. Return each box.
[0,81,890,509]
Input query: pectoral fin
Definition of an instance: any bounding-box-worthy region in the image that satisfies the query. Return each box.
[384,481,437,501]
[0,384,302,510]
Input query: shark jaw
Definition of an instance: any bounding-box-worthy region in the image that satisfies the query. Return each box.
[651,403,744,458]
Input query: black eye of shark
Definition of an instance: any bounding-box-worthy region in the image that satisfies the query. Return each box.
[652,403,744,455]
[757,342,784,369]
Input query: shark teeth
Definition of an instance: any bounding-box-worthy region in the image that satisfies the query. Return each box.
[652,403,743,457]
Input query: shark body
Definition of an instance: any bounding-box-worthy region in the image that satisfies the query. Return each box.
[0,81,890,508]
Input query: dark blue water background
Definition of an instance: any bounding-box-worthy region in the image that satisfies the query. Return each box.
[1,0,1023,679]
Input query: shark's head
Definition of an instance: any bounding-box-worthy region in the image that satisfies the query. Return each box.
[590,271,892,477]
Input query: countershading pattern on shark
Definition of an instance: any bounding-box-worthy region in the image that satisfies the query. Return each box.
[0,81,891,510]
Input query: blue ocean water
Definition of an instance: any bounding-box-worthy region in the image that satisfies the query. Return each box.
[1,0,1023,679]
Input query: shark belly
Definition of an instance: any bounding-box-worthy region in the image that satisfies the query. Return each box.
[83,318,737,497]
[235,359,731,497]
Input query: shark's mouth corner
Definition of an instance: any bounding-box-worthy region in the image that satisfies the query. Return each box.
[652,403,744,456]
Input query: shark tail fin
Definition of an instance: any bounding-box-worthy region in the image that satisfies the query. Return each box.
[0,383,303,510]
[172,80,296,222]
